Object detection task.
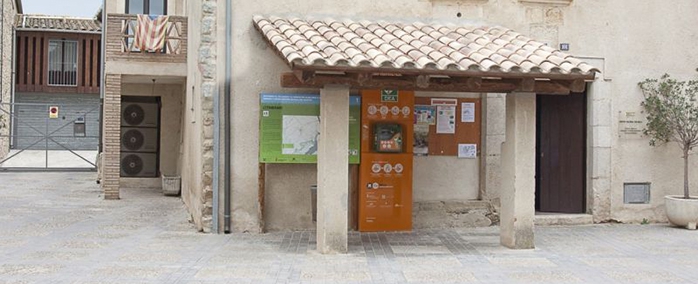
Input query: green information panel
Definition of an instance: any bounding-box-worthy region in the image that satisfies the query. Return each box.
[259,93,361,164]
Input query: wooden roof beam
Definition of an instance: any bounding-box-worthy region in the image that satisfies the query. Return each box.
[281,72,574,94]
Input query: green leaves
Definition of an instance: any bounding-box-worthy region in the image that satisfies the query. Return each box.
[639,74,698,199]
[638,74,698,152]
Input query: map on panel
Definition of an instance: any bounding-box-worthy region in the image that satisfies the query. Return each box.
[259,93,361,164]
[282,115,320,155]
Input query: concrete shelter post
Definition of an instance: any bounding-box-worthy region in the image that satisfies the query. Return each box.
[317,85,350,254]
[500,92,536,249]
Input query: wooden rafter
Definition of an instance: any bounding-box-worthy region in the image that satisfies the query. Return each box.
[281,72,584,95]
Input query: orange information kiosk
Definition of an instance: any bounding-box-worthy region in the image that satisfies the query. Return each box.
[359,90,414,232]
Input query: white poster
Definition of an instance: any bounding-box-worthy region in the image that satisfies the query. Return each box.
[458,144,477,159]
[436,105,456,134]
[461,102,475,123]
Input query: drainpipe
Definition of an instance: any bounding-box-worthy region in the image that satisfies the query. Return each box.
[9,22,16,148]
[224,0,232,233]
[211,3,221,233]
[99,0,106,154]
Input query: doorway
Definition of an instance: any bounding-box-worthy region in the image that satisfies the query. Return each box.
[535,92,587,213]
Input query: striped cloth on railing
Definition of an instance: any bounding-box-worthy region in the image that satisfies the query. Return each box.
[135,15,169,52]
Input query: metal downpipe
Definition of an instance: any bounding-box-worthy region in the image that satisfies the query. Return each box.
[99,0,106,154]
[224,0,232,233]
[211,0,221,234]
[10,23,16,148]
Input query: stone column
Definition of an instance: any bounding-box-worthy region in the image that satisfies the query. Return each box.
[500,92,536,249]
[317,85,350,254]
[102,74,122,200]
[480,93,506,207]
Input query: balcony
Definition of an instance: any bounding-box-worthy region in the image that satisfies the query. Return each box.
[106,14,188,64]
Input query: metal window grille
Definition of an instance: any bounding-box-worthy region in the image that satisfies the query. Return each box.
[48,40,78,86]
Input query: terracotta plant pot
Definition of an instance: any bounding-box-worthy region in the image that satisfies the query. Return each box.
[665,195,698,230]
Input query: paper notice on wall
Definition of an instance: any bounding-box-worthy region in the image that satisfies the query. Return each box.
[458,144,477,159]
[436,105,456,134]
[461,102,475,123]
[414,105,436,125]
[413,124,430,156]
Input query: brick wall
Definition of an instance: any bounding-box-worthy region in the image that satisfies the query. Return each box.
[101,74,122,200]
[105,14,188,64]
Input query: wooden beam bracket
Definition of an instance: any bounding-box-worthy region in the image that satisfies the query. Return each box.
[293,70,315,83]
[416,75,430,89]
[519,78,536,92]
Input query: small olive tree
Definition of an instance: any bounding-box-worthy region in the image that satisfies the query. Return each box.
[639,74,698,199]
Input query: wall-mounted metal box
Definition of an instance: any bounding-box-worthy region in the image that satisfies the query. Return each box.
[624,183,650,204]
[74,117,86,137]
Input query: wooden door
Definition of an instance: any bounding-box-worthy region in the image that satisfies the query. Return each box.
[536,92,587,213]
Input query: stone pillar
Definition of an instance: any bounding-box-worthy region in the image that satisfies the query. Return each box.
[480,93,506,208]
[102,74,122,200]
[317,85,350,254]
[500,92,536,249]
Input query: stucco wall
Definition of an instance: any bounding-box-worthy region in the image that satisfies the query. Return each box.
[0,0,18,159]
[228,0,496,232]
[224,0,698,230]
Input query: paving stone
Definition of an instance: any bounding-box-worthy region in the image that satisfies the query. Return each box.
[22,251,89,261]
[0,264,62,276]
[605,271,688,283]
[402,270,477,282]
[508,271,581,283]
[487,257,557,267]
[1,172,697,284]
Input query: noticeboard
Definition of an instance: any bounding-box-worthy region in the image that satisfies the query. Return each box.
[259,93,361,164]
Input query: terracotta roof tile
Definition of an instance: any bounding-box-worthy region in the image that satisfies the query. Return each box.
[16,14,101,33]
[254,16,598,77]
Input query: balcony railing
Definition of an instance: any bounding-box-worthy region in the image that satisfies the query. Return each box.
[106,14,187,63]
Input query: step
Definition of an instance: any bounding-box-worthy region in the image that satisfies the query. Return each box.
[534,213,594,226]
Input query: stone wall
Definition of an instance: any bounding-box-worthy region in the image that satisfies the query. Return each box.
[179,0,218,232]
[0,0,18,160]
[197,0,217,232]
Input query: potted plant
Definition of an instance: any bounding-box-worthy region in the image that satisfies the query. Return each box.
[639,74,698,230]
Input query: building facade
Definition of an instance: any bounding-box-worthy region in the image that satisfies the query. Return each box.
[10,15,102,152]
[100,0,698,251]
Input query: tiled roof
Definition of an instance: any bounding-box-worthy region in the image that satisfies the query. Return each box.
[16,14,102,34]
[253,16,598,78]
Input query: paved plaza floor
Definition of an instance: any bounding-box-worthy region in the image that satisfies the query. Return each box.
[1,172,697,283]
[0,150,97,169]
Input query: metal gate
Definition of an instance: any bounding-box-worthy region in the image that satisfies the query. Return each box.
[0,101,100,171]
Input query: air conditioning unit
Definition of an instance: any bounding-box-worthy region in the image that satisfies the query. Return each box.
[121,102,159,127]
[121,127,158,152]
[120,153,158,177]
